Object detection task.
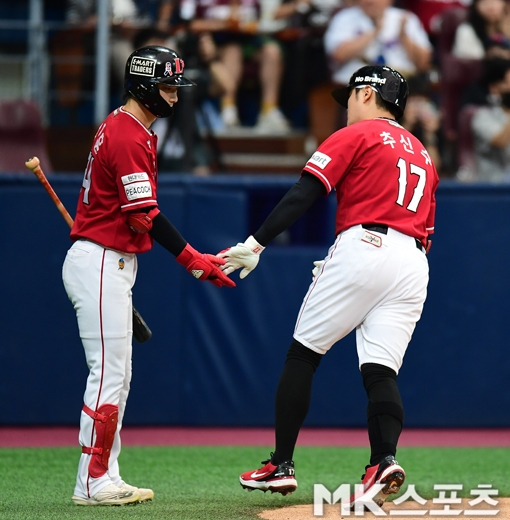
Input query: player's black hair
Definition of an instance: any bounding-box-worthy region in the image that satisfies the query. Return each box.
[379,96,401,121]
[354,88,401,121]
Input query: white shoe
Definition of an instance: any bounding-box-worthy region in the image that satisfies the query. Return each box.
[119,482,154,502]
[221,105,240,128]
[72,483,141,506]
[255,108,290,134]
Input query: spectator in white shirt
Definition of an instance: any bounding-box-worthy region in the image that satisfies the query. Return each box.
[323,0,432,87]
[452,0,510,60]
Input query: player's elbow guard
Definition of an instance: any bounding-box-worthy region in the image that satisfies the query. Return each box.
[127,208,161,233]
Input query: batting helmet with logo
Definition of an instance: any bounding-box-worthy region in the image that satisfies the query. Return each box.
[124,46,195,118]
[331,65,408,119]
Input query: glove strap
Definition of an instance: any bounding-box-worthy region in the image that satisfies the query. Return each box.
[245,235,265,254]
[175,243,197,267]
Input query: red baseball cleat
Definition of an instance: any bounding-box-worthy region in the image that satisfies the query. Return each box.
[240,455,297,495]
[346,455,406,510]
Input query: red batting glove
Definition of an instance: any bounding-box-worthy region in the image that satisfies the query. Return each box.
[176,243,236,288]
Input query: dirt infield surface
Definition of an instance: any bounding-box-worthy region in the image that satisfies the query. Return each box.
[259,497,510,519]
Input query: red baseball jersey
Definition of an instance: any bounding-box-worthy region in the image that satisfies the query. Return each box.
[70,107,159,254]
[303,117,439,246]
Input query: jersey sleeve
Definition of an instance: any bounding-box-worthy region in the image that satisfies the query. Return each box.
[302,126,362,193]
[426,170,439,236]
[111,136,158,212]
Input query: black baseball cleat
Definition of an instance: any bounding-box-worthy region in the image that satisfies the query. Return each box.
[240,455,297,495]
[345,455,406,510]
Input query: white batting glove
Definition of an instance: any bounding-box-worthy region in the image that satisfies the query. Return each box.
[218,235,265,279]
[312,260,324,277]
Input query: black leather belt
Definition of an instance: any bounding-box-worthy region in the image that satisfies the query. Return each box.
[362,224,423,251]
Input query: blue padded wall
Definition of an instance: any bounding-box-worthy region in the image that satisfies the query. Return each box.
[1,175,508,427]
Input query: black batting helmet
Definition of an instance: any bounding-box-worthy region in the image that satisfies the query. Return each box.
[124,46,195,118]
[331,65,408,118]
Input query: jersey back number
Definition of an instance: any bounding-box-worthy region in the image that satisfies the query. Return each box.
[395,157,427,213]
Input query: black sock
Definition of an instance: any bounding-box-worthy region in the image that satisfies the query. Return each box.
[367,405,403,465]
[272,341,322,465]
[361,363,404,466]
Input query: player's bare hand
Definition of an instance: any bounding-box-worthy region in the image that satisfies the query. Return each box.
[217,236,265,279]
[176,244,236,288]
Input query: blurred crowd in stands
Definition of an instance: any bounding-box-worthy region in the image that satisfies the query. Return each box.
[5,0,510,181]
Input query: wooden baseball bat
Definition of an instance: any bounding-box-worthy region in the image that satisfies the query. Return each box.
[25,156,74,228]
[25,156,152,343]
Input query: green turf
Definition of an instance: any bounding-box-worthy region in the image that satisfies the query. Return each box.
[0,445,507,519]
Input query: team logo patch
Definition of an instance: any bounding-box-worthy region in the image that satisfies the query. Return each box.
[118,258,125,270]
[361,230,382,248]
[163,58,184,77]
[121,172,149,184]
[307,151,332,170]
[124,181,152,201]
[122,171,153,200]
[130,57,156,77]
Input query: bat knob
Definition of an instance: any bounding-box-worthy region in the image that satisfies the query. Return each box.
[25,156,40,170]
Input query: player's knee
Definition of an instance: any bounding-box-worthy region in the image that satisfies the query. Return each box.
[362,363,404,423]
[286,339,323,371]
[361,362,397,390]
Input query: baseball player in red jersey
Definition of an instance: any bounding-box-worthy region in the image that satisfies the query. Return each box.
[219,65,439,511]
[63,46,234,507]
